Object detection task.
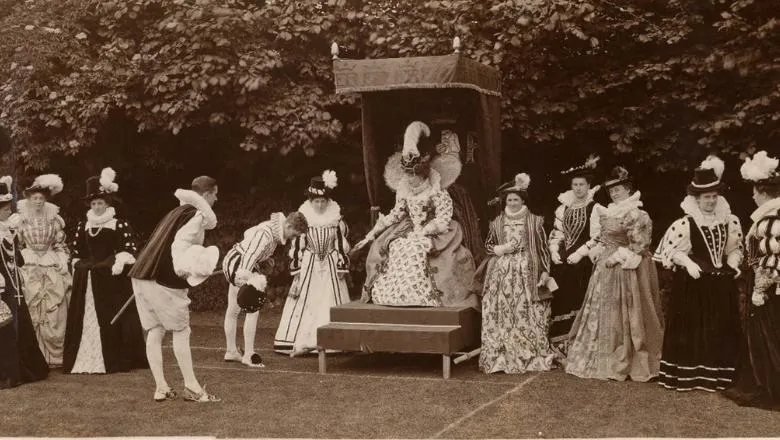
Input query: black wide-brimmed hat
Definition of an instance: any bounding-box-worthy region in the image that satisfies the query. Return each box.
[305,170,337,199]
[561,154,600,182]
[237,283,267,313]
[603,165,632,189]
[687,156,726,195]
[83,167,121,204]
[0,176,12,204]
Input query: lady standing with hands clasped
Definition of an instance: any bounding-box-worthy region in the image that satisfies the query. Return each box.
[477,173,557,374]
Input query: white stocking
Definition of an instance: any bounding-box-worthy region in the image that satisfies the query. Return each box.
[145,327,168,392]
[172,326,201,394]
[224,284,240,354]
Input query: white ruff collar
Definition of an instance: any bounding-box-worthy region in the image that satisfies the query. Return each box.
[557,185,601,208]
[86,207,116,227]
[175,189,217,230]
[298,200,341,228]
[269,212,287,245]
[16,199,59,219]
[680,195,731,226]
[600,191,643,218]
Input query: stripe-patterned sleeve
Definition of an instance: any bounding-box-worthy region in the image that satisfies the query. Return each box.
[289,232,307,276]
[533,214,551,273]
[548,205,565,256]
[238,226,276,273]
[336,220,350,273]
[53,215,70,270]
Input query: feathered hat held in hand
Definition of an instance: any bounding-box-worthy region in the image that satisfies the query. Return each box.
[23,174,63,198]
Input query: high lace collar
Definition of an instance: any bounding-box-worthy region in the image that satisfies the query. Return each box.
[396,169,441,200]
[504,205,528,219]
[174,189,217,230]
[601,191,643,218]
[557,185,601,208]
[298,200,341,228]
[86,207,116,227]
[679,195,731,227]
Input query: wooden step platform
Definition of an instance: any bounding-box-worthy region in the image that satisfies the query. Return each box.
[317,302,480,379]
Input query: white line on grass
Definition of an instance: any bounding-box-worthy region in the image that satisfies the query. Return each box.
[192,364,521,386]
[430,373,539,439]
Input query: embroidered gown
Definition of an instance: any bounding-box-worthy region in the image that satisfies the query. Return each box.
[724,197,780,410]
[478,207,555,374]
[363,179,477,307]
[548,190,597,351]
[565,192,664,381]
[274,201,351,354]
[0,222,48,388]
[16,200,72,366]
[653,198,743,392]
[63,208,148,374]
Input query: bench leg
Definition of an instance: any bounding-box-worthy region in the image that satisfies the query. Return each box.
[442,354,451,379]
[318,349,327,374]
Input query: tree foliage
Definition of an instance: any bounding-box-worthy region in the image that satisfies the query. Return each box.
[0,0,777,172]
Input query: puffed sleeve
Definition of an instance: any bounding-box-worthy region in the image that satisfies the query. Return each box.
[726,214,744,270]
[653,217,692,269]
[111,219,137,274]
[612,209,652,270]
[421,190,453,236]
[71,220,86,260]
[171,214,207,278]
[548,205,565,257]
[53,215,70,269]
[368,195,407,237]
[336,219,350,273]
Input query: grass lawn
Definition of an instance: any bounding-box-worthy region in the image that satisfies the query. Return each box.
[2,309,780,438]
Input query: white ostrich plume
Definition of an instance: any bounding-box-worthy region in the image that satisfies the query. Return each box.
[322,170,337,189]
[515,173,531,191]
[34,174,63,195]
[402,121,431,157]
[699,155,725,180]
[99,167,119,193]
[741,150,779,182]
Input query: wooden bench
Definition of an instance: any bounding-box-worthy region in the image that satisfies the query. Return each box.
[316,301,480,379]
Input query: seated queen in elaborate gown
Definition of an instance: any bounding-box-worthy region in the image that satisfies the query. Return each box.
[355,121,478,308]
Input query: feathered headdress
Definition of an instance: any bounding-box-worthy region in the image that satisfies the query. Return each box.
[0,176,12,203]
[306,170,337,199]
[99,167,119,193]
[688,155,727,195]
[489,173,531,206]
[25,173,64,196]
[604,165,631,189]
[741,151,780,184]
[561,154,600,178]
[400,121,432,174]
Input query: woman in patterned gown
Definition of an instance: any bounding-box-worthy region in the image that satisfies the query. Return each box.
[63,168,148,374]
[724,150,780,410]
[548,155,601,357]
[0,175,49,388]
[274,170,351,356]
[565,165,664,382]
[477,173,556,374]
[653,156,743,392]
[17,174,72,367]
[356,121,477,308]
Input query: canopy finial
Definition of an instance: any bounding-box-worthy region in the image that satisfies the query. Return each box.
[452,36,461,54]
[331,41,339,60]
